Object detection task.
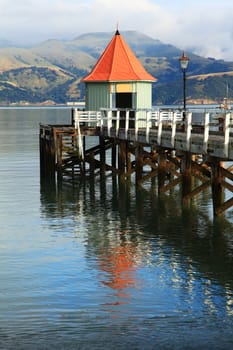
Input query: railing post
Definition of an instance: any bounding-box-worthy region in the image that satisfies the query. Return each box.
[72,108,78,128]
[203,112,210,154]
[88,111,91,127]
[224,112,231,158]
[135,110,139,141]
[186,112,192,151]
[107,110,112,137]
[100,110,105,132]
[146,110,151,143]
[116,110,120,136]
[154,110,159,127]
[171,111,177,148]
[125,110,129,139]
[157,111,163,145]
[56,133,63,178]
[96,111,101,127]
[71,108,75,126]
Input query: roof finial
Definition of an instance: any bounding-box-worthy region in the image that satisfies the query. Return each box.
[115,21,120,35]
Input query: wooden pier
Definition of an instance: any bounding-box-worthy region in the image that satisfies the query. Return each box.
[40,107,233,216]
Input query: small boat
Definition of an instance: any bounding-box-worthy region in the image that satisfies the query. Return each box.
[218,82,231,110]
[212,83,231,128]
[211,96,231,132]
[218,97,230,111]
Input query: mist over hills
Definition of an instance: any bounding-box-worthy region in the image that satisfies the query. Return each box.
[0,30,232,105]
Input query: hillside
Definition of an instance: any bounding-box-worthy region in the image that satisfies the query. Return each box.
[0,31,233,105]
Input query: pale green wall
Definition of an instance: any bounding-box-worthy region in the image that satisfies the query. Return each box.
[135,82,153,109]
[85,81,153,110]
[85,83,111,110]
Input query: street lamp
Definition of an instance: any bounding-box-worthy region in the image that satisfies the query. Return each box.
[179,52,189,117]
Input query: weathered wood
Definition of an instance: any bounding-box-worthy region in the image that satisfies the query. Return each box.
[220,166,233,182]
[39,108,233,216]
[135,144,144,183]
[89,151,95,177]
[221,179,233,192]
[159,177,182,193]
[111,142,117,169]
[137,170,158,185]
[99,136,106,176]
[118,141,127,174]
[126,142,132,174]
[211,161,224,216]
[183,180,211,199]
[157,150,167,192]
[214,197,233,215]
[181,152,193,200]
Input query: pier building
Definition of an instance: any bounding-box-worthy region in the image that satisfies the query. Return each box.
[82,29,156,112]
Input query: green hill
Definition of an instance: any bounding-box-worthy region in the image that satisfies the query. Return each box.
[0,31,233,105]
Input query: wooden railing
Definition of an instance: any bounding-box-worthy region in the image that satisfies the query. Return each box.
[72,108,183,128]
[72,107,233,160]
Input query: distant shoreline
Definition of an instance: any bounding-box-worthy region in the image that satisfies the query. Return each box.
[0,99,225,108]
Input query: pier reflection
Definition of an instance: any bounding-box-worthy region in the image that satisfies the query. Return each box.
[40,175,233,315]
[98,241,138,300]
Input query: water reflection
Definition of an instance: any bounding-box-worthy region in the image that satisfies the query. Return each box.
[99,241,138,300]
[40,174,233,320]
[1,105,233,348]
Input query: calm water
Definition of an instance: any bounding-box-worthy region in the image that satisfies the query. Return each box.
[1,107,233,349]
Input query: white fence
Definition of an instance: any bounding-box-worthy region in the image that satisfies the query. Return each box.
[72,107,233,158]
[72,108,183,128]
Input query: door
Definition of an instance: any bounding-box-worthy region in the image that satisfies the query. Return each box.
[116,93,134,127]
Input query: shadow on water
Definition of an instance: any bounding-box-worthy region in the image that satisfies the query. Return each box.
[40,174,233,293]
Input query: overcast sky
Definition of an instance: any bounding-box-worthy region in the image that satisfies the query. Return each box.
[0,0,233,60]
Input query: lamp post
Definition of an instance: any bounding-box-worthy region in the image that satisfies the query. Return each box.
[179,52,189,121]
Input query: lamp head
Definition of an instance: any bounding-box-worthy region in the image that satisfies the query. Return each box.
[179,52,189,71]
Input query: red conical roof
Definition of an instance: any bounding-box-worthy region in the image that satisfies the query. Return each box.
[82,30,156,82]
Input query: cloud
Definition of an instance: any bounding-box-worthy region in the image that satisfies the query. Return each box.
[0,0,233,60]
[164,2,233,60]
